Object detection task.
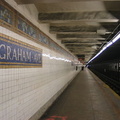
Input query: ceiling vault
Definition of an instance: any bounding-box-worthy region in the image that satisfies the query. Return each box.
[15,0,120,62]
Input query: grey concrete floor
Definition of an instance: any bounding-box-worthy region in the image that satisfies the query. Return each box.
[40,69,120,120]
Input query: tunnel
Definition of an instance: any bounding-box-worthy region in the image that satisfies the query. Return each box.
[0,0,120,120]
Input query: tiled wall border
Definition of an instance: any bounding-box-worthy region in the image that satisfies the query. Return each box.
[0,33,42,68]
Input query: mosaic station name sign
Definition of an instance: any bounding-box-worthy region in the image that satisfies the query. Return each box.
[0,35,42,68]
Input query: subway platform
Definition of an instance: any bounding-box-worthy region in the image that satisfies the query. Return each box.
[40,68,120,120]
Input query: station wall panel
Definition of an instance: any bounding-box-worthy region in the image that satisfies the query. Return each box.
[0,1,80,120]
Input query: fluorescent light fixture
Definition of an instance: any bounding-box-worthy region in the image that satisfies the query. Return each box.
[106,42,113,48]
[112,33,120,43]
[87,32,120,64]
[101,46,107,51]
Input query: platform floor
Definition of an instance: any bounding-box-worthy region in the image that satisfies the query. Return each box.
[40,68,120,120]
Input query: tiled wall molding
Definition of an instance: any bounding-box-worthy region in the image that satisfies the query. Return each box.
[0,0,75,60]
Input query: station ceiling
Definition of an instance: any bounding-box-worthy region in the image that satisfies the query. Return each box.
[15,0,120,62]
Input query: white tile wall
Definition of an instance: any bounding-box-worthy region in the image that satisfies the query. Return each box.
[0,1,80,120]
[0,27,79,120]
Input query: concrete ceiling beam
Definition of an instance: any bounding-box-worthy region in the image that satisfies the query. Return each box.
[61,40,104,43]
[60,38,106,41]
[57,34,108,39]
[15,0,120,4]
[38,12,119,23]
[74,53,95,55]
[51,32,99,34]
[49,25,115,33]
[62,42,101,45]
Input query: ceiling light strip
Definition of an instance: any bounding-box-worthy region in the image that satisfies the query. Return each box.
[87,31,120,64]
